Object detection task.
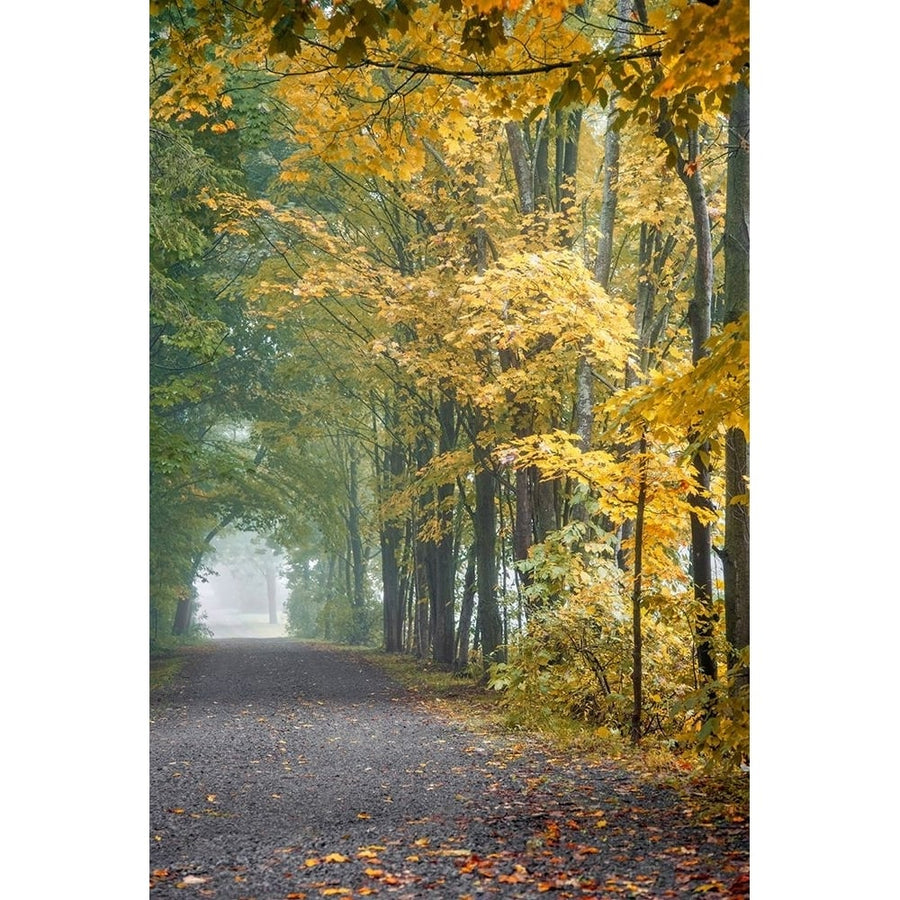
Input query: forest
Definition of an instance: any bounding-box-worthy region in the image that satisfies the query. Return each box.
[149,0,749,771]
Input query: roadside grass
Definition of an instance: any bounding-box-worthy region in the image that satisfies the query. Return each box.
[150,653,185,693]
[149,639,213,693]
[352,644,748,815]
[357,648,505,725]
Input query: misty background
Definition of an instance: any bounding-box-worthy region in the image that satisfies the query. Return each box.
[194,529,289,638]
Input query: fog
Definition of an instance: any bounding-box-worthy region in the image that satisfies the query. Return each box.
[194,531,289,639]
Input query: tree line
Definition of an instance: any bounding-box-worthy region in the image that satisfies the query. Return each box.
[150,0,749,767]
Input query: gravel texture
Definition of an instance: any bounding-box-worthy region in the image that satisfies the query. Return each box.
[150,639,748,899]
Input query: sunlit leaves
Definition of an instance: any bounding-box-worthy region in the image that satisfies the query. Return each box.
[650,0,749,106]
[613,314,750,451]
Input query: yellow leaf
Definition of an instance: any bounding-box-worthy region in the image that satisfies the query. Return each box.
[323,853,350,863]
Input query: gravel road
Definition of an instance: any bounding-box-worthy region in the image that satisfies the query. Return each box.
[150,639,748,898]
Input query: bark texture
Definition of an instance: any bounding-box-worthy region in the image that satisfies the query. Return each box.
[723,80,750,687]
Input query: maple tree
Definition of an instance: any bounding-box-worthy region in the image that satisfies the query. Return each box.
[149,0,750,768]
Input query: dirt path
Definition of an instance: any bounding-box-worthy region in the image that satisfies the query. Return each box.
[150,639,748,899]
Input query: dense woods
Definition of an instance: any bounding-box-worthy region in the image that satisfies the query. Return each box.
[150,0,749,769]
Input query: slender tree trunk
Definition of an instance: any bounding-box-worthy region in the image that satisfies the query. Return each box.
[265,558,278,625]
[533,469,557,542]
[593,113,621,288]
[723,80,750,688]
[455,544,477,672]
[683,130,717,683]
[474,464,503,667]
[348,441,368,643]
[413,540,429,658]
[556,106,582,238]
[504,122,535,216]
[381,515,403,651]
[593,0,631,287]
[579,0,632,529]
[324,553,336,642]
[429,398,457,665]
[630,433,648,745]
[379,427,406,652]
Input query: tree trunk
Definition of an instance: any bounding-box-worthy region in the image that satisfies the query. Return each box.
[592,0,631,287]
[172,594,193,636]
[474,463,504,667]
[429,398,457,665]
[630,433,648,745]
[265,558,278,625]
[681,128,718,684]
[348,441,368,644]
[504,122,535,216]
[173,510,237,635]
[579,0,632,528]
[723,80,750,688]
[455,544,477,671]
[413,538,430,658]
[379,427,406,652]
[556,106,582,235]
[533,469,557,543]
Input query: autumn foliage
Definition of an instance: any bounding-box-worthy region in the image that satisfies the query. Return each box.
[150,0,750,769]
